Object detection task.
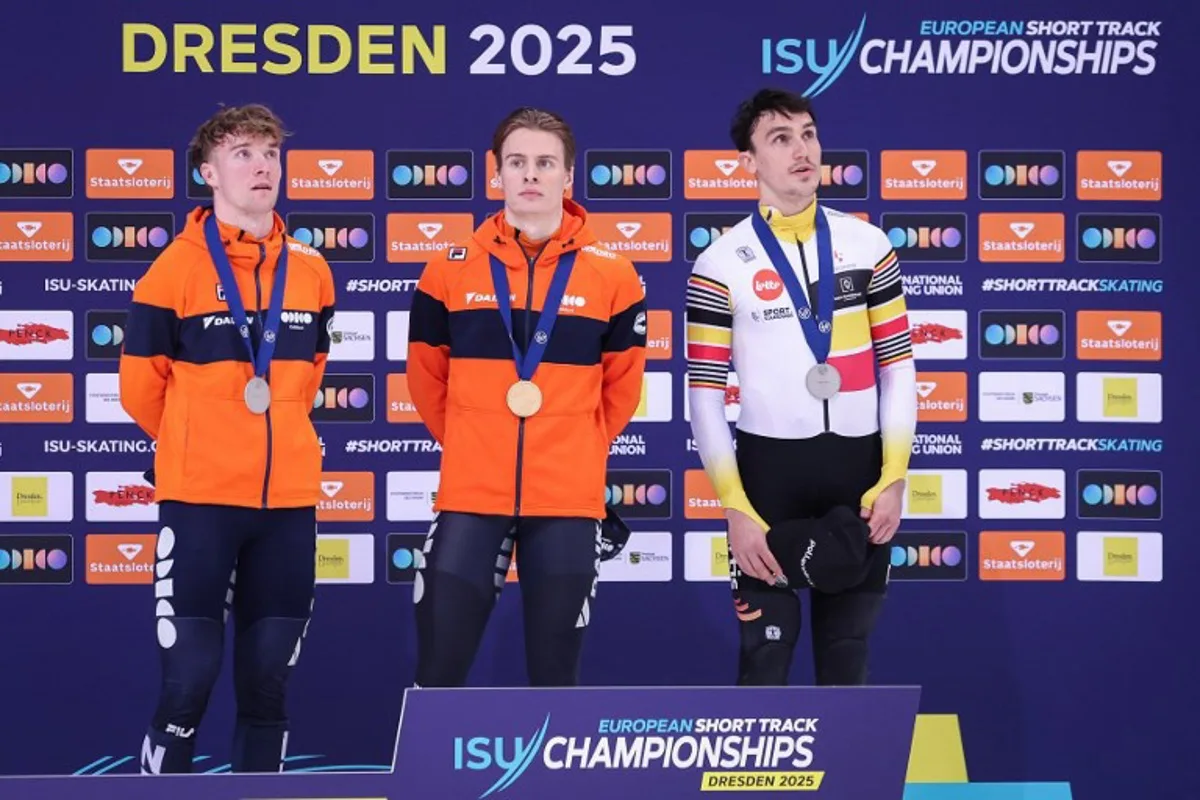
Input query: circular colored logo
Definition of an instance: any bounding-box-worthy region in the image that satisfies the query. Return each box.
[752,270,783,301]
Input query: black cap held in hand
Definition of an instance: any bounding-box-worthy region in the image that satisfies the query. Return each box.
[598,504,631,562]
[764,506,872,593]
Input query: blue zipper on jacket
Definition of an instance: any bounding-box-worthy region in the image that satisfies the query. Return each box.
[512,238,552,517]
[254,243,273,509]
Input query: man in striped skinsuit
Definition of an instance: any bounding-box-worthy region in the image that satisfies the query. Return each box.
[685,88,917,686]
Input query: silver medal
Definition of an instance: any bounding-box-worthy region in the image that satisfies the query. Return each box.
[806,363,842,400]
[244,377,272,415]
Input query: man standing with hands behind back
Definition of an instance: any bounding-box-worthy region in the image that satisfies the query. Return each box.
[406,106,647,688]
[686,88,917,687]
[120,103,335,773]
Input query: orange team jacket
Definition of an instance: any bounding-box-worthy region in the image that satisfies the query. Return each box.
[407,198,648,519]
[119,206,336,510]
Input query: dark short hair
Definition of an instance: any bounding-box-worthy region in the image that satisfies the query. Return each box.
[491,106,576,165]
[729,89,817,152]
[188,103,289,168]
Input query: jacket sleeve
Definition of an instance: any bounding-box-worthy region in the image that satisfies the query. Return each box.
[598,258,648,441]
[407,257,451,443]
[685,250,770,531]
[119,252,183,440]
[860,230,917,510]
[308,255,337,408]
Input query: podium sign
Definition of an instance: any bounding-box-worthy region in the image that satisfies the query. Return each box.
[396,685,921,798]
[0,685,920,799]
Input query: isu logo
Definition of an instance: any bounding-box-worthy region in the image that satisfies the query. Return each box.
[752,270,784,301]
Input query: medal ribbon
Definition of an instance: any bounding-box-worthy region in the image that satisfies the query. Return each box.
[489,250,577,381]
[204,213,289,379]
[749,206,835,364]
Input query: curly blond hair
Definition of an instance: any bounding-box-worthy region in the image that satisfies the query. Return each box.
[188,103,289,167]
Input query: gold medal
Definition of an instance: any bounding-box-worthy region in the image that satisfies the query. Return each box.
[506,380,543,418]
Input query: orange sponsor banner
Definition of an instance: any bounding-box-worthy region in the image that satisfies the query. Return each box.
[485,151,574,201]
[86,534,157,585]
[978,531,1065,581]
[1076,151,1162,201]
[386,213,474,264]
[978,213,1065,263]
[588,213,672,262]
[646,310,673,360]
[915,371,968,422]
[880,150,967,200]
[684,469,724,519]
[683,150,757,200]
[0,373,73,423]
[286,149,375,200]
[485,152,503,201]
[1076,310,1162,361]
[316,471,375,522]
[85,149,174,199]
[0,212,73,262]
[387,373,422,423]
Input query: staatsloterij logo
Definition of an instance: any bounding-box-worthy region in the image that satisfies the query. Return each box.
[454,713,552,798]
[760,14,868,97]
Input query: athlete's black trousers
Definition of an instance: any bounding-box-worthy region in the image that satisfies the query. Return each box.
[730,430,891,686]
[140,501,316,774]
[413,511,602,687]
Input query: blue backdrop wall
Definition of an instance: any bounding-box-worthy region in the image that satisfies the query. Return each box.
[1,2,1194,798]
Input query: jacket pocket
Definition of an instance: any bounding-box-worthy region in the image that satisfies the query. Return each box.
[181,398,268,500]
[438,406,519,513]
[524,409,607,512]
[156,394,189,488]
[271,400,322,500]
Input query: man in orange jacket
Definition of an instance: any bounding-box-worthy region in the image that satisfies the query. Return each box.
[119,104,335,774]
[407,106,647,687]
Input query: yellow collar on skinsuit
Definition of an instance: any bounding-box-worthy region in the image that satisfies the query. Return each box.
[759,200,817,242]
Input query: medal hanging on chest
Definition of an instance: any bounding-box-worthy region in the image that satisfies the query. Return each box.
[750,207,842,400]
[489,249,578,419]
[204,214,289,415]
[505,380,543,418]
[243,376,273,414]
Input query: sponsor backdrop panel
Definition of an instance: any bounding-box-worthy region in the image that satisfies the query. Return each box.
[0,3,1189,799]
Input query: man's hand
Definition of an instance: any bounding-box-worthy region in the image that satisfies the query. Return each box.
[726,509,785,584]
[861,480,904,544]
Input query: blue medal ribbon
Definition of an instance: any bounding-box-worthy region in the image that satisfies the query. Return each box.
[488,250,577,381]
[749,205,835,364]
[203,213,289,379]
